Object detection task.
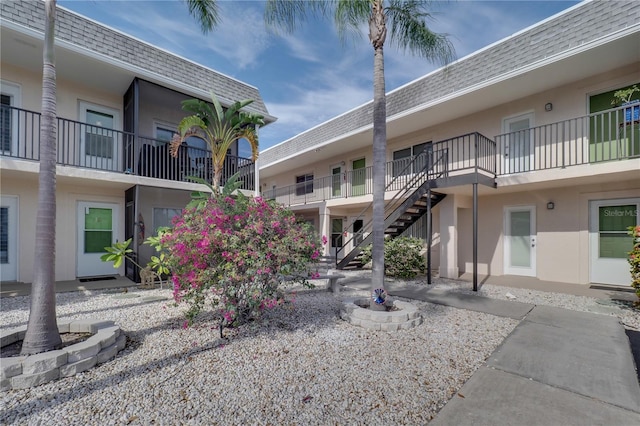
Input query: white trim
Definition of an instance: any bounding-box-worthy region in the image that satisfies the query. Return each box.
[504,205,537,277]
[0,195,19,282]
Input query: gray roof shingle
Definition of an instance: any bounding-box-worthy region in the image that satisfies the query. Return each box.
[260,0,640,166]
[0,0,271,118]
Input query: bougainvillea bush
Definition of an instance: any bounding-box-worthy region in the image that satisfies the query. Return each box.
[161,192,322,334]
[629,225,640,300]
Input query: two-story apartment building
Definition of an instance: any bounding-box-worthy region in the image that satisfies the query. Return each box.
[260,0,640,288]
[0,1,274,284]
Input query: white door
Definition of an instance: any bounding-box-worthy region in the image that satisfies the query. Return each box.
[330,164,344,198]
[80,102,120,170]
[504,206,536,277]
[0,196,18,281]
[590,199,639,285]
[503,113,534,173]
[77,202,119,277]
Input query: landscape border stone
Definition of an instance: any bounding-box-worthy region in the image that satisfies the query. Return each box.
[340,298,423,331]
[1,319,124,391]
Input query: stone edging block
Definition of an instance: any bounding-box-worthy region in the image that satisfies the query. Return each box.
[340,298,422,332]
[1,319,125,391]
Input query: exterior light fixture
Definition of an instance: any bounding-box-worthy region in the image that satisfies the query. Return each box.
[545,103,553,112]
[547,201,555,210]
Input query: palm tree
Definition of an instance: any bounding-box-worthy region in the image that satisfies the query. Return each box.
[21,0,221,355]
[265,0,454,297]
[20,0,61,355]
[170,93,264,191]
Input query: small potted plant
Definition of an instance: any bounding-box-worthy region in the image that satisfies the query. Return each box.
[611,84,640,123]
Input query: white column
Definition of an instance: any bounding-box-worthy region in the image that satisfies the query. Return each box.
[253,155,260,197]
[319,203,331,256]
[254,124,261,197]
[439,195,459,278]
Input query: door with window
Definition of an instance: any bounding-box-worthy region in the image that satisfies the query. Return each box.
[590,199,639,285]
[0,196,18,281]
[331,164,344,198]
[330,218,344,259]
[1,81,21,156]
[77,202,119,277]
[503,113,534,173]
[80,102,119,170]
[504,206,536,277]
[351,158,366,196]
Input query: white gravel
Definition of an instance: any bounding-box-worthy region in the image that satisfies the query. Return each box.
[1,271,637,425]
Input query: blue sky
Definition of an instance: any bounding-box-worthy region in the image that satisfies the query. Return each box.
[59,0,580,152]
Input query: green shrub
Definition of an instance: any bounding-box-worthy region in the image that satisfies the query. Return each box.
[360,236,426,279]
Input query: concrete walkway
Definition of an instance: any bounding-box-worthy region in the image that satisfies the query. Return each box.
[0,276,138,298]
[367,281,640,425]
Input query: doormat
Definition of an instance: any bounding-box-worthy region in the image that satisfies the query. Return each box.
[79,276,117,283]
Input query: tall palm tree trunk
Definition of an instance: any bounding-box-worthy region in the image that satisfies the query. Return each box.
[21,0,61,355]
[371,1,387,296]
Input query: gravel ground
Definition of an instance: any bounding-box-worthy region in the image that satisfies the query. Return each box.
[1,272,637,425]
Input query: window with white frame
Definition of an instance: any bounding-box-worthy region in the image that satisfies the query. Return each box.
[295,173,314,196]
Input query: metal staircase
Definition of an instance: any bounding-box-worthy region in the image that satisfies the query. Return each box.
[335,148,448,270]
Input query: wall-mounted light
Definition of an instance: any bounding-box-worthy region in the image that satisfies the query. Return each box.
[340,161,346,166]
[545,102,553,112]
[547,201,555,210]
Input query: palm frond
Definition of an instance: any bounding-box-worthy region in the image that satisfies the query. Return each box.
[265,0,330,34]
[386,0,455,65]
[236,127,260,161]
[184,0,220,34]
[334,0,371,43]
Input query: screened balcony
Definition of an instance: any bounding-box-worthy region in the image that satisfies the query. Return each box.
[0,105,256,191]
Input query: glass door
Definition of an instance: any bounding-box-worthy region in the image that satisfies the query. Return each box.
[351,158,366,196]
[504,206,536,277]
[330,218,344,260]
[331,164,344,198]
[503,113,534,173]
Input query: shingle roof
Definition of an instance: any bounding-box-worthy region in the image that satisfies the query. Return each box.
[0,0,272,118]
[260,0,640,166]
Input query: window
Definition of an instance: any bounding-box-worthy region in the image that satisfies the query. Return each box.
[85,109,115,159]
[153,207,182,234]
[156,127,175,144]
[1,80,21,155]
[0,95,12,152]
[295,174,314,196]
[79,101,119,166]
[392,142,432,176]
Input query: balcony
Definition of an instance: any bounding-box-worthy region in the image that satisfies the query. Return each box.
[265,107,639,206]
[495,105,639,174]
[0,105,256,191]
[264,132,496,206]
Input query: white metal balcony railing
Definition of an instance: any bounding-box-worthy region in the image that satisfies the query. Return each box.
[265,105,639,205]
[0,105,256,190]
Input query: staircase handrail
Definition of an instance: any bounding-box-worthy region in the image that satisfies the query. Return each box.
[335,147,449,265]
